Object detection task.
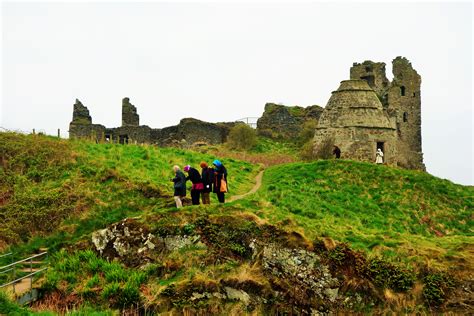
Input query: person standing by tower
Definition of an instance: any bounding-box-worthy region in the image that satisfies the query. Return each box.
[375,148,384,164]
[333,146,341,159]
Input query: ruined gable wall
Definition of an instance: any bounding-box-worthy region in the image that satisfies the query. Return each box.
[69,99,106,142]
[349,57,425,170]
[122,97,140,127]
[387,57,424,170]
[350,61,390,104]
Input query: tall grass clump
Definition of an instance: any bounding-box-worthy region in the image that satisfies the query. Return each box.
[42,250,149,310]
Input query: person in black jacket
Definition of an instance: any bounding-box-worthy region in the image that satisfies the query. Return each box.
[200,161,214,204]
[212,159,227,203]
[184,165,203,205]
[171,165,186,208]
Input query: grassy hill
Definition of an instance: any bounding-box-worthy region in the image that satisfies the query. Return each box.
[236,160,473,271]
[0,132,259,252]
[1,132,473,314]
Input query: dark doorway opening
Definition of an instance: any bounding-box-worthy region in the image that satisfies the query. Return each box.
[105,134,111,142]
[361,75,375,88]
[400,86,406,96]
[376,142,384,152]
[119,135,129,144]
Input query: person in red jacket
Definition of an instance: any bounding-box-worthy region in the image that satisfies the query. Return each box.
[183,165,203,205]
[200,161,214,204]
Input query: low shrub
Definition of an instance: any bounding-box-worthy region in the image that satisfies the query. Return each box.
[422,272,455,306]
[364,258,415,292]
[226,124,257,151]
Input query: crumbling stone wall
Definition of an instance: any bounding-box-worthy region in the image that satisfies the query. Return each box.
[122,97,139,127]
[153,118,235,147]
[69,99,106,142]
[71,99,92,124]
[350,61,390,106]
[257,103,323,139]
[313,80,397,164]
[349,57,425,170]
[69,99,233,146]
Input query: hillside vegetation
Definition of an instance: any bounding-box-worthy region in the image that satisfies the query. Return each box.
[0,132,259,251]
[1,132,473,315]
[238,160,473,271]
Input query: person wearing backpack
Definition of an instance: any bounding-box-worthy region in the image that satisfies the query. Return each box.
[184,165,204,205]
[171,165,186,208]
[200,161,214,204]
[212,159,227,203]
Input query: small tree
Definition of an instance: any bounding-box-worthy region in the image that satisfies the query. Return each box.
[226,124,257,151]
[297,120,317,145]
[300,140,317,161]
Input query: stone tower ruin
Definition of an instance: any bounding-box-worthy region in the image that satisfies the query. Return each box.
[122,97,139,127]
[313,56,425,170]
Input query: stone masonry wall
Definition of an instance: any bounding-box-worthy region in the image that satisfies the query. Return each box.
[152,118,235,146]
[69,99,233,146]
[350,61,390,105]
[122,97,140,127]
[349,57,425,170]
[257,103,323,139]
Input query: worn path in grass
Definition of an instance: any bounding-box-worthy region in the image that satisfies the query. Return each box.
[228,170,264,202]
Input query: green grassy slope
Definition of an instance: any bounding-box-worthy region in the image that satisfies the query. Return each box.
[238,160,473,270]
[1,133,473,314]
[0,133,259,253]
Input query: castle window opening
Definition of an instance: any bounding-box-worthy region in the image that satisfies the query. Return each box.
[361,75,375,88]
[119,134,129,144]
[403,112,408,122]
[413,92,416,97]
[400,86,406,96]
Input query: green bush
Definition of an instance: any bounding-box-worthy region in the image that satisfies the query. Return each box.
[0,291,29,315]
[226,124,257,151]
[298,120,317,145]
[300,140,317,161]
[364,258,415,292]
[423,272,455,306]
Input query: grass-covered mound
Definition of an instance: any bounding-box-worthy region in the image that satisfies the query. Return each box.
[0,132,259,252]
[241,160,473,270]
[1,133,473,314]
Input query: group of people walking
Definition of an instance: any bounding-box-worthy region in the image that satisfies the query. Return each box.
[171,160,228,208]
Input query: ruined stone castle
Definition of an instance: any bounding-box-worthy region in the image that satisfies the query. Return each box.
[313,56,424,170]
[69,97,236,146]
[69,56,424,170]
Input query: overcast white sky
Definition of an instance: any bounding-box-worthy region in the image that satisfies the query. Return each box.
[1,1,472,185]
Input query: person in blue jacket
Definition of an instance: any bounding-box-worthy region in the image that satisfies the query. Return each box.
[212,159,228,203]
